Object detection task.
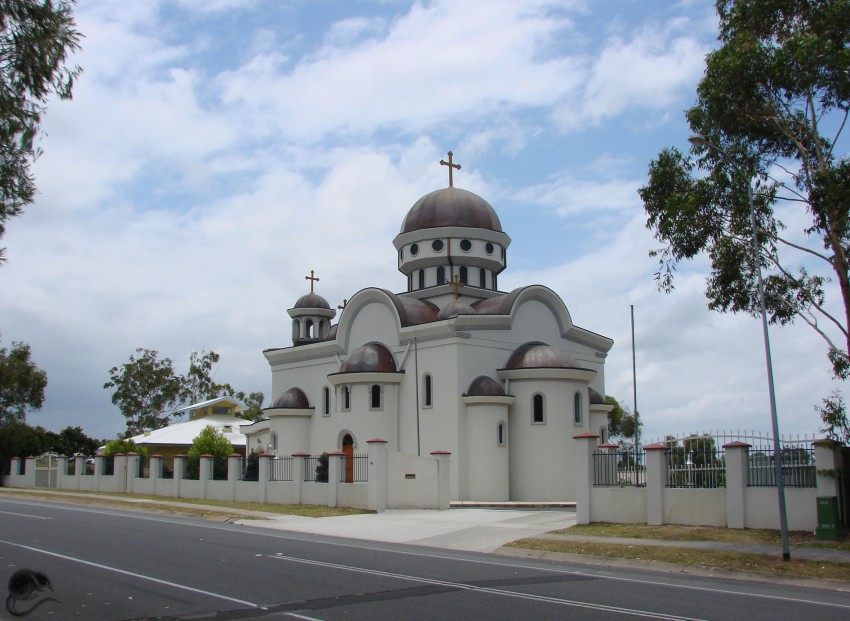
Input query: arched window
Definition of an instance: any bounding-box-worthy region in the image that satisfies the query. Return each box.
[599,426,607,443]
[436,266,445,285]
[480,268,486,288]
[269,432,278,453]
[459,266,467,284]
[323,386,330,416]
[342,386,350,411]
[574,392,582,425]
[418,270,425,289]
[532,393,545,424]
[292,318,301,341]
[305,319,314,339]
[497,422,506,446]
[370,384,382,409]
[423,374,432,408]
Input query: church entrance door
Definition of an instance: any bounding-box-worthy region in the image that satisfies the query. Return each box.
[342,434,354,483]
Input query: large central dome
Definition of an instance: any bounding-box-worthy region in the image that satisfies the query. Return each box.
[400,187,503,234]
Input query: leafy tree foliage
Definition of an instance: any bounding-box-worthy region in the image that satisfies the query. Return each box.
[818,390,849,444]
[640,1,850,380]
[234,390,265,421]
[104,348,182,436]
[0,340,47,425]
[51,425,100,455]
[101,438,146,457]
[605,395,641,446]
[0,421,45,477]
[0,0,81,262]
[187,425,233,480]
[180,350,226,405]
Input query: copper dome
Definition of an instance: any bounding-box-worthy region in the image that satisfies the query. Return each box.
[339,342,398,373]
[504,342,582,370]
[400,187,502,234]
[270,387,310,409]
[465,375,506,397]
[437,299,475,320]
[294,292,331,310]
[589,387,605,405]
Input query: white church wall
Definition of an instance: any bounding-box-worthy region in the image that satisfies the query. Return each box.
[386,451,441,509]
[509,378,583,501]
[464,403,510,501]
[346,301,400,351]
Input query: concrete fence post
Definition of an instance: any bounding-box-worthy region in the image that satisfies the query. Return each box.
[199,455,213,500]
[228,453,242,502]
[150,455,162,496]
[126,453,140,495]
[259,454,275,503]
[292,453,309,505]
[56,455,68,490]
[723,442,750,529]
[174,454,186,498]
[814,439,843,498]
[74,454,85,490]
[430,451,452,510]
[94,454,105,492]
[113,453,128,493]
[572,433,599,524]
[367,439,388,512]
[327,452,344,507]
[644,444,668,525]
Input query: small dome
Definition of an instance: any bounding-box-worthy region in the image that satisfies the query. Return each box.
[400,187,502,234]
[504,342,582,370]
[270,387,310,409]
[339,342,397,373]
[465,376,506,397]
[437,299,475,320]
[589,388,605,405]
[294,292,330,310]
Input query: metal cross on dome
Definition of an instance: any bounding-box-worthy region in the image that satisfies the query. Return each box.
[305,270,319,293]
[448,274,464,302]
[440,151,461,187]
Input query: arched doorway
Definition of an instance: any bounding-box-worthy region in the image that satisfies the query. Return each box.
[342,434,354,483]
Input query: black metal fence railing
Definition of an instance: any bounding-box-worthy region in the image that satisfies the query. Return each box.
[592,450,646,487]
[137,457,149,479]
[182,458,200,480]
[210,456,229,481]
[160,458,174,479]
[102,455,115,476]
[340,454,368,483]
[747,446,816,488]
[66,459,76,476]
[666,449,726,488]
[304,455,328,482]
[269,456,292,482]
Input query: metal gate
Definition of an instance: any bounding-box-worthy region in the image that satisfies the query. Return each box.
[34,452,58,489]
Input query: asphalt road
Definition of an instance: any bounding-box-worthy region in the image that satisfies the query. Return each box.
[0,496,848,620]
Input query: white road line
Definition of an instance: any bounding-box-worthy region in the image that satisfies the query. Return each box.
[269,553,705,620]
[0,509,52,519]
[5,498,849,611]
[0,539,260,609]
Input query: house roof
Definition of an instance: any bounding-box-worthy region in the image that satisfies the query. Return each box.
[174,396,248,414]
[128,415,251,448]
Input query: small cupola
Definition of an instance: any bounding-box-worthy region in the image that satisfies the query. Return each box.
[288,270,336,346]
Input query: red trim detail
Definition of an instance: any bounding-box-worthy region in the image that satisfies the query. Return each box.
[644,443,669,451]
[367,438,388,444]
[572,433,599,439]
[597,443,618,449]
[430,450,451,455]
[722,441,751,448]
[291,452,311,457]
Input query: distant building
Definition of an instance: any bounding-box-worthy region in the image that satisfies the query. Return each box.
[128,396,252,458]
[245,157,613,500]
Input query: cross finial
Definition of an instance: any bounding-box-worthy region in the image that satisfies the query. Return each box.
[305,270,319,293]
[448,274,464,302]
[338,299,348,310]
[440,151,461,187]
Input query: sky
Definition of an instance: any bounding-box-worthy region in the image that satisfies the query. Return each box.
[0,0,844,444]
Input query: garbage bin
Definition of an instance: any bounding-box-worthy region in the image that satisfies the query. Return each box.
[816,496,841,541]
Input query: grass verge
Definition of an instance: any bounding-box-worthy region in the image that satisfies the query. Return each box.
[553,523,850,551]
[505,538,850,581]
[0,488,374,518]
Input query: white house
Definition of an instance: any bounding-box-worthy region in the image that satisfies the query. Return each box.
[245,161,613,501]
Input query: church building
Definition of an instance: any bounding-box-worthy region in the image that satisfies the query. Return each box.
[245,153,613,501]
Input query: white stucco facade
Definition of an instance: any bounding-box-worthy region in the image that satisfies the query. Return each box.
[245,180,614,501]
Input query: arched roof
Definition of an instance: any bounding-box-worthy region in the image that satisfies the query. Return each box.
[270,387,310,409]
[400,187,503,234]
[294,292,331,310]
[465,375,506,397]
[437,299,475,320]
[589,387,605,405]
[339,342,398,373]
[504,342,583,370]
